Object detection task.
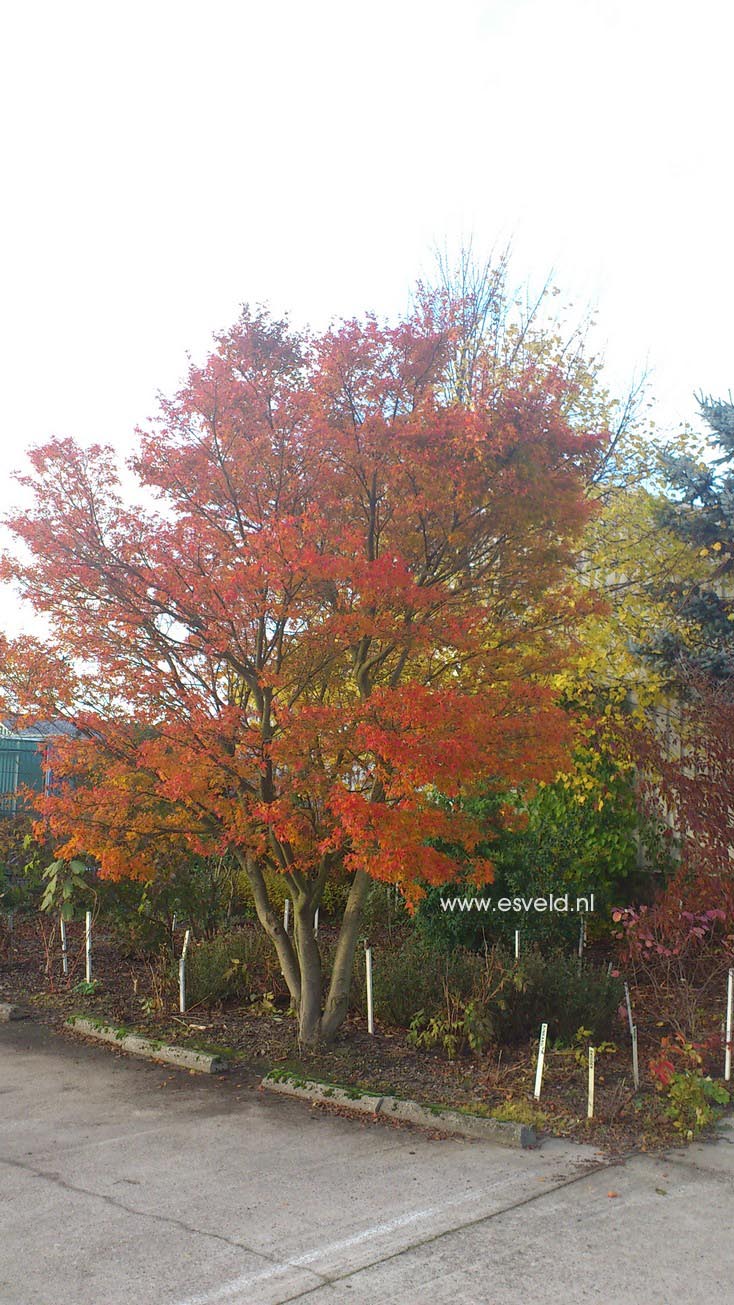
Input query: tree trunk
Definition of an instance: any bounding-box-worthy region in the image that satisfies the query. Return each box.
[234,852,301,1007]
[234,850,371,1049]
[319,869,371,1044]
[293,898,323,1048]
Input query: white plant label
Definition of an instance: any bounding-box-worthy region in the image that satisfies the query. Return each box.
[179,929,191,1013]
[533,1022,548,1100]
[624,983,634,1038]
[60,916,68,977]
[720,970,726,1080]
[365,946,374,1035]
[85,910,92,983]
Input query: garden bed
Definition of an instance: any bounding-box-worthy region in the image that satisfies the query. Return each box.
[1,914,731,1154]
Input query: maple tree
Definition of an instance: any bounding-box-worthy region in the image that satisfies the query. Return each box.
[1,298,605,1046]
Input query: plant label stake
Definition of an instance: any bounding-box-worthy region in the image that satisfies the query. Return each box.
[624,982,634,1038]
[587,1046,595,1119]
[578,916,586,959]
[514,929,520,961]
[60,916,68,977]
[283,899,290,934]
[314,907,319,939]
[720,970,726,1080]
[631,1025,640,1090]
[533,1022,548,1100]
[85,910,92,983]
[179,928,191,1014]
[365,942,374,1035]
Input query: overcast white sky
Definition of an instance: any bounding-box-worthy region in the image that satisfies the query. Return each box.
[1,0,732,633]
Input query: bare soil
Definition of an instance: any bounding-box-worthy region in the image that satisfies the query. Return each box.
[1,913,729,1154]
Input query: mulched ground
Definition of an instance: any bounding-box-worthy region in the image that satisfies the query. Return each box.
[1,914,729,1155]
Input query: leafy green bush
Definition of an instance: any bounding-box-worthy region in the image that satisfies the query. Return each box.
[349,934,481,1028]
[0,865,20,914]
[416,751,654,953]
[99,877,173,957]
[664,1072,730,1139]
[320,876,354,919]
[99,855,247,957]
[40,858,94,921]
[181,928,279,1007]
[348,932,622,1048]
[492,950,624,1044]
[0,818,50,914]
[234,867,356,925]
[408,996,494,1059]
[360,882,409,940]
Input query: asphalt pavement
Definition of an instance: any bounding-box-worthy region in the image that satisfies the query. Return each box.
[1,1019,733,1304]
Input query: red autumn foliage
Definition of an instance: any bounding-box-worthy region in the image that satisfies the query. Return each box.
[632,674,734,937]
[0,302,603,1042]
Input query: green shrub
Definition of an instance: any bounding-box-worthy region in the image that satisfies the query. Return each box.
[360,882,410,940]
[664,1072,730,1139]
[0,819,51,915]
[181,928,280,1007]
[416,749,657,953]
[320,876,354,919]
[493,950,624,1045]
[347,933,622,1049]
[99,855,248,957]
[234,867,355,925]
[348,934,481,1028]
[100,877,173,957]
[408,996,495,1059]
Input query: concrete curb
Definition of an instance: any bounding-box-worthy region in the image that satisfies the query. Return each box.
[65,1016,228,1074]
[0,1002,29,1023]
[262,1072,536,1148]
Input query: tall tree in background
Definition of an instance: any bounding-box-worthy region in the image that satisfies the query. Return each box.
[650,395,734,682]
[0,293,605,1046]
[630,396,734,913]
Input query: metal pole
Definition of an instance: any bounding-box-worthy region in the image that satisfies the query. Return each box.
[631,1025,640,1090]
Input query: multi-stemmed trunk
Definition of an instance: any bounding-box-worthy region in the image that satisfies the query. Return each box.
[235,851,372,1048]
